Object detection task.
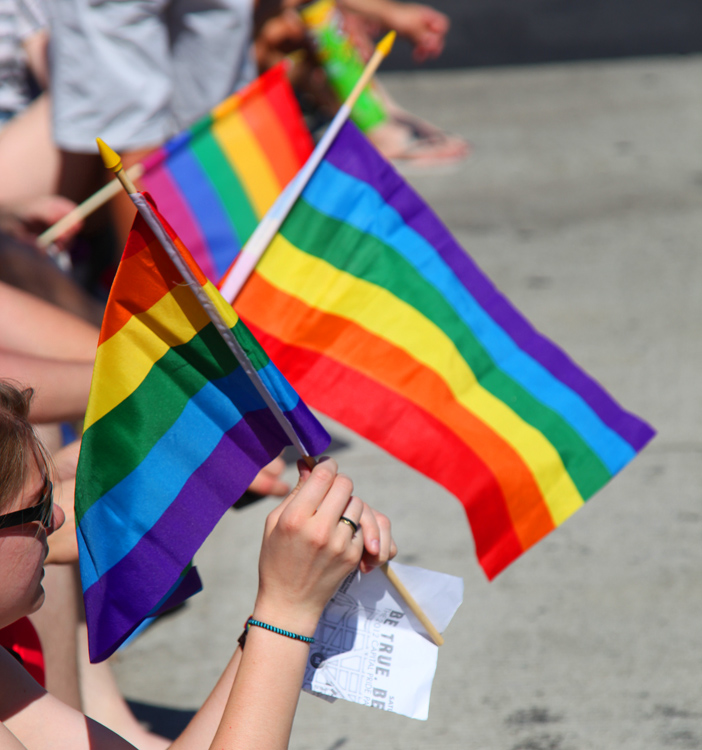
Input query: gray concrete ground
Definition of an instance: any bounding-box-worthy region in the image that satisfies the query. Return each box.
[112,56,702,749]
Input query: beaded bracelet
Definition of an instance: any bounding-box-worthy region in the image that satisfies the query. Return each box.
[238,616,315,650]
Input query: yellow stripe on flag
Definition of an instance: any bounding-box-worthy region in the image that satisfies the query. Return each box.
[258,235,585,525]
[212,114,280,217]
[85,284,213,430]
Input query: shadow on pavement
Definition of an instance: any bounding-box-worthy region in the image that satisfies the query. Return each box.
[127,701,196,740]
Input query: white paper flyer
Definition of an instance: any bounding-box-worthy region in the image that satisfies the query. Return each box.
[303,562,463,720]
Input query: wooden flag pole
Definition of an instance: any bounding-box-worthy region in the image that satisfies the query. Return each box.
[382,564,444,646]
[218,30,396,303]
[36,162,145,250]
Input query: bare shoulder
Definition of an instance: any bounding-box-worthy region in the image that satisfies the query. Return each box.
[0,647,45,718]
[0,722,28,750]
[0,649,136,750]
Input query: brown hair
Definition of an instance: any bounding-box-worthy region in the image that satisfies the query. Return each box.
[0,381,48,513]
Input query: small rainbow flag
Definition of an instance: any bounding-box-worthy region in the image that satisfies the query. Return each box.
[233,122,655,580]
[140,62,313,283]
[76,194,329,662]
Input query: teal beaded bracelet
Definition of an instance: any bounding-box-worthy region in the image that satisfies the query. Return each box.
[240,617,315,647]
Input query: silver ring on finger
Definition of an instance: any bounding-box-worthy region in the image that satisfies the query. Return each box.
[339,516,359,534]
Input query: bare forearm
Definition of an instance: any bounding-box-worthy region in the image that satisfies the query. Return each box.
[22,30,50,90]
[0,280,99,361]
[338,0,397,25]
[210,626,313,750]
[170,622,311,750]
[168,648,243,750]
[0,351,92,421]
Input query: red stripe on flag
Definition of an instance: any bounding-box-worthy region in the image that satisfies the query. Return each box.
[240,86,301,188]
[247,320,525,578]
[237,272,556,555]
[259,66,314,167]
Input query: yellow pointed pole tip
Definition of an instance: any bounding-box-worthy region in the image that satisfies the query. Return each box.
[96,138,123,173]
[376,30,396,57]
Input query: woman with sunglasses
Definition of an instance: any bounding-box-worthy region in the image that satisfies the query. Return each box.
[0,381,396,749]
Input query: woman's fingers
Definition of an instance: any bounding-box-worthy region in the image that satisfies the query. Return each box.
[359,504,395,574]
[337,494,364,538]
[282,457,340,518]
[358,501,380,556]
[313,469,355,527]
[268,459,392,573]
[265,459,314,526]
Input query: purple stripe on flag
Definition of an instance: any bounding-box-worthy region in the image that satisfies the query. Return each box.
[140,167,218,282]
[140,146,168,173]
[83,402,327,662]
[324,122,654,452]
[149,566,203,619]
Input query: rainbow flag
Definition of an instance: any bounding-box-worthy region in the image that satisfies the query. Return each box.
[233,122,655,580]
[140,62,313,283]
[76,194,330,662]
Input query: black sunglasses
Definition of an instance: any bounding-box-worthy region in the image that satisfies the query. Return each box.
[0,475,54,530]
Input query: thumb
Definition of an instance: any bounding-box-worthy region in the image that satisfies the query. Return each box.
[263,458,314,524]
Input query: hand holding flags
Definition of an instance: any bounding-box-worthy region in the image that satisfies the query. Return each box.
[76,179,330,662]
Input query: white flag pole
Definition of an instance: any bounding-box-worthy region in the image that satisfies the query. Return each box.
[218,30,396,304]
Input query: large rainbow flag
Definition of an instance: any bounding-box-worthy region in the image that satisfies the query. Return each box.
[140,62,313,283]
[75,194,330,662]
[231,122,655,580]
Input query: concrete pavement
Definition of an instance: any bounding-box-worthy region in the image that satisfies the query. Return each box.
[112,55,702,750]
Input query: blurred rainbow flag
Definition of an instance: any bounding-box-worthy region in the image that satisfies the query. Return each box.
[140,62,313,283]
[232,122,655,579]
[76,194,329,662]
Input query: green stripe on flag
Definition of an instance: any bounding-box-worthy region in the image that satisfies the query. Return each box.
[77,321,270,518]
[281,199,612,498]
[191,130,260,245]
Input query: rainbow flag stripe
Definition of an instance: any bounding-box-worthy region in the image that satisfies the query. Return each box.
[234,122,655,579]
[140,62,313,283]
[76,198,329,661]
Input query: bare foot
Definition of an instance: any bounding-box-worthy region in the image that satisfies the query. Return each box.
[368,116,469,165]
[368,79,470,165]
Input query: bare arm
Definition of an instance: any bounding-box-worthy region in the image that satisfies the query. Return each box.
[22,30,49,90]
[0,281,98,361]
[338,0,449,60]
[4,460,395,750]
[172,460,394,750]
[0,649,137,750]
[0,350,92,422]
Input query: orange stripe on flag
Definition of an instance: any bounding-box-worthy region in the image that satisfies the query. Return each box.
[237,272,557,549]
[99,215,210,345]
[240,90,300,187]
